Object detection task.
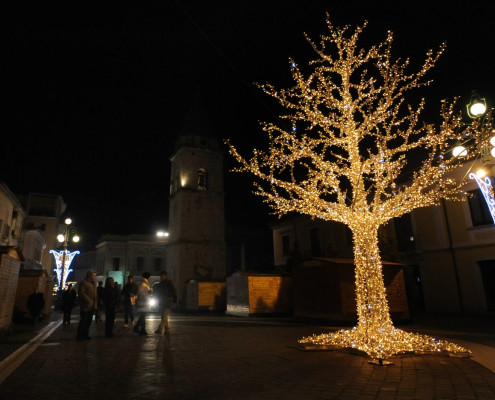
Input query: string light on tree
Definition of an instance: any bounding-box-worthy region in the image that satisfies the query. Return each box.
[227,15,493,362]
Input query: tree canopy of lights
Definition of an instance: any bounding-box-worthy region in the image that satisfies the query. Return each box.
[227,15,493,361]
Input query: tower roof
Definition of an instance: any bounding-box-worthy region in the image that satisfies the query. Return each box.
[180,88,216,139]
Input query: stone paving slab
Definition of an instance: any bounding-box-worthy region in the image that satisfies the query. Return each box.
[1,314,495,399]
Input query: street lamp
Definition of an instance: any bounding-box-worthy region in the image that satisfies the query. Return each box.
[156,230,169,239]
[467,93,487,118]
[461,94,495,223]
[50,218,81,291]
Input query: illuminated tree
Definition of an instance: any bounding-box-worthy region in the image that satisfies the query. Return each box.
[227,16,492,361]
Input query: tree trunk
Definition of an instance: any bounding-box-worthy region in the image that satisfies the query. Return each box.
[299,225,470,360]
[352,227,394,332]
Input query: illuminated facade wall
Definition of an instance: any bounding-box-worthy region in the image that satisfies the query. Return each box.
[408,162,495,313]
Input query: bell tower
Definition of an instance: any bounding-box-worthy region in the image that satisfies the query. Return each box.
[167,91,226,305]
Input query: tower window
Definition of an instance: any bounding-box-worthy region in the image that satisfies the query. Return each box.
[198,168,207,191]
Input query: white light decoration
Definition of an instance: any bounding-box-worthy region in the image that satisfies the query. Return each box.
[227,15,492,361]
[50,249,80,290]
[469,172,495,224]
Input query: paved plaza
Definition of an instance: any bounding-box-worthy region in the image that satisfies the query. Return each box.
[1,311,494,399]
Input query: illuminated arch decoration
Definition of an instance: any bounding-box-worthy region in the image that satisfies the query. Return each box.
[50,249,80,289]
[469,173,495,224]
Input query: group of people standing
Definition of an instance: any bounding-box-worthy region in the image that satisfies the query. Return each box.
[73,270,176,341]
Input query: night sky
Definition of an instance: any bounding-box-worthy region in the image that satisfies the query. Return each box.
[4,1,495,250]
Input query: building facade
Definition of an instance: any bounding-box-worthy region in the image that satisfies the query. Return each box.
[403,161,495,314]
[0,183,25,248]
[16,193,66,273]
[272,214,354,269]
[95,234,167,286]
[0,185,57,328]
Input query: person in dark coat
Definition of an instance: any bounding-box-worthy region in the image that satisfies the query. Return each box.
[121,275,137,328]
[62,284,76,325]
[27,288,44,323]
[154,271,177,335]
[103,277,119,338]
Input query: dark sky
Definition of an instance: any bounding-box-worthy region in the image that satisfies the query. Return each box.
[4,1,495,249]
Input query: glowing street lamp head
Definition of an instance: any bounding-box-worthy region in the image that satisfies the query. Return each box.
[467,97,487,118]
[73,235,80,243]
[452,144,467,157]
[476,168,487,178]
[57,234,65,243]
[65,218,72,225]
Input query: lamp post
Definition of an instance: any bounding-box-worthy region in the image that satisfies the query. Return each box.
[454,93,495,222]
[50,218,80,291]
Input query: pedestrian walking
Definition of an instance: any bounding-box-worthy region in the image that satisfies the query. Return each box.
[27,288,44,324]
[96,281,104,322]
[77,270,97,341]
[121,275,138,327]
[133,272,151,336]
[103,277,119,337]
[62,284,76,325]
[154,271,177,335]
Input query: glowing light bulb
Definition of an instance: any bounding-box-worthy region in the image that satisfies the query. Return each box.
[469,101,486,117]
[477,168,487,178]
[452,145,467,157]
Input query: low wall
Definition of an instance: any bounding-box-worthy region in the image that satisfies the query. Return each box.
[226,272,293,317]
[186,281,226,311]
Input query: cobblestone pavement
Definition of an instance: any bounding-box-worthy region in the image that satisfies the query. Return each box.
[1,312,494,400]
